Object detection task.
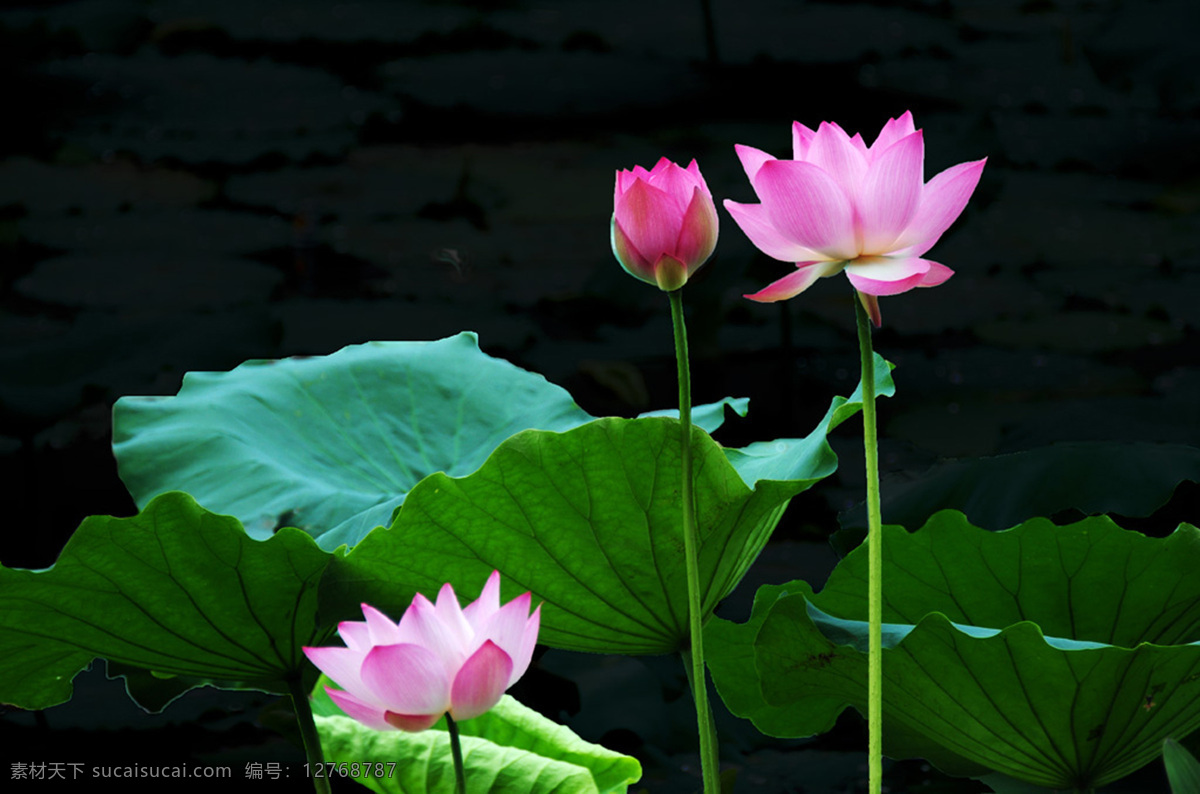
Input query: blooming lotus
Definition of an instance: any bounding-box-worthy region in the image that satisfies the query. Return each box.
[611,157,719,292]
[726,111,986,324]
[304,571,540,731]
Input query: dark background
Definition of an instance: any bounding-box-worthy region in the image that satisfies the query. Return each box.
[1,0,1197,791]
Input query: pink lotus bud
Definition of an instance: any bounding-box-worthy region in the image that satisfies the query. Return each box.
[611,157,719,292]
[304,571,540,731]
[725,111,986,325]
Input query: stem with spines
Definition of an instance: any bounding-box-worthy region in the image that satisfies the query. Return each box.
[854,292,884,794]
[669,289,720,794]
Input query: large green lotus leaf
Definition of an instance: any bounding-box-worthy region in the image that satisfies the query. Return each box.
[324,417,803,655]
[312,689,641,794]
[706,513,1200,790]
[323,360,890,655]
[0,492,331,710]
[322,354,890,656]
[113,332,748,551]
[702,581,803,738]
[839,441,1200,533]
[820,512,1200,648]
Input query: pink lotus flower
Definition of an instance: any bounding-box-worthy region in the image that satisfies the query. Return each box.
[726,111,986,325]
[304,571,540,731]
[611,157,719,292]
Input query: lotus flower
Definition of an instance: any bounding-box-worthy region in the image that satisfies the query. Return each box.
[611,157,719,292]
[726,111,986,325]
[304,571,540,731]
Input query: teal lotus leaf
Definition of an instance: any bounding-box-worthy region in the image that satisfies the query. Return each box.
[640,395,748,429]
[0,492,331,710]
[706,512,1200,790]
[113,332,750,551]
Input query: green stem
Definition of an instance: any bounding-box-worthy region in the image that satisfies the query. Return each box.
[854,293,884,793]
[668,289,720,794]
[447,713,466,794]
[681,647,721,790]
[288,677,331,794]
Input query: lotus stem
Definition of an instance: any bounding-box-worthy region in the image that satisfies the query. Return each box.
[287,676,331,794]
[447,713,467,794]
[854,292,884,793]
[669,288,720,794]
